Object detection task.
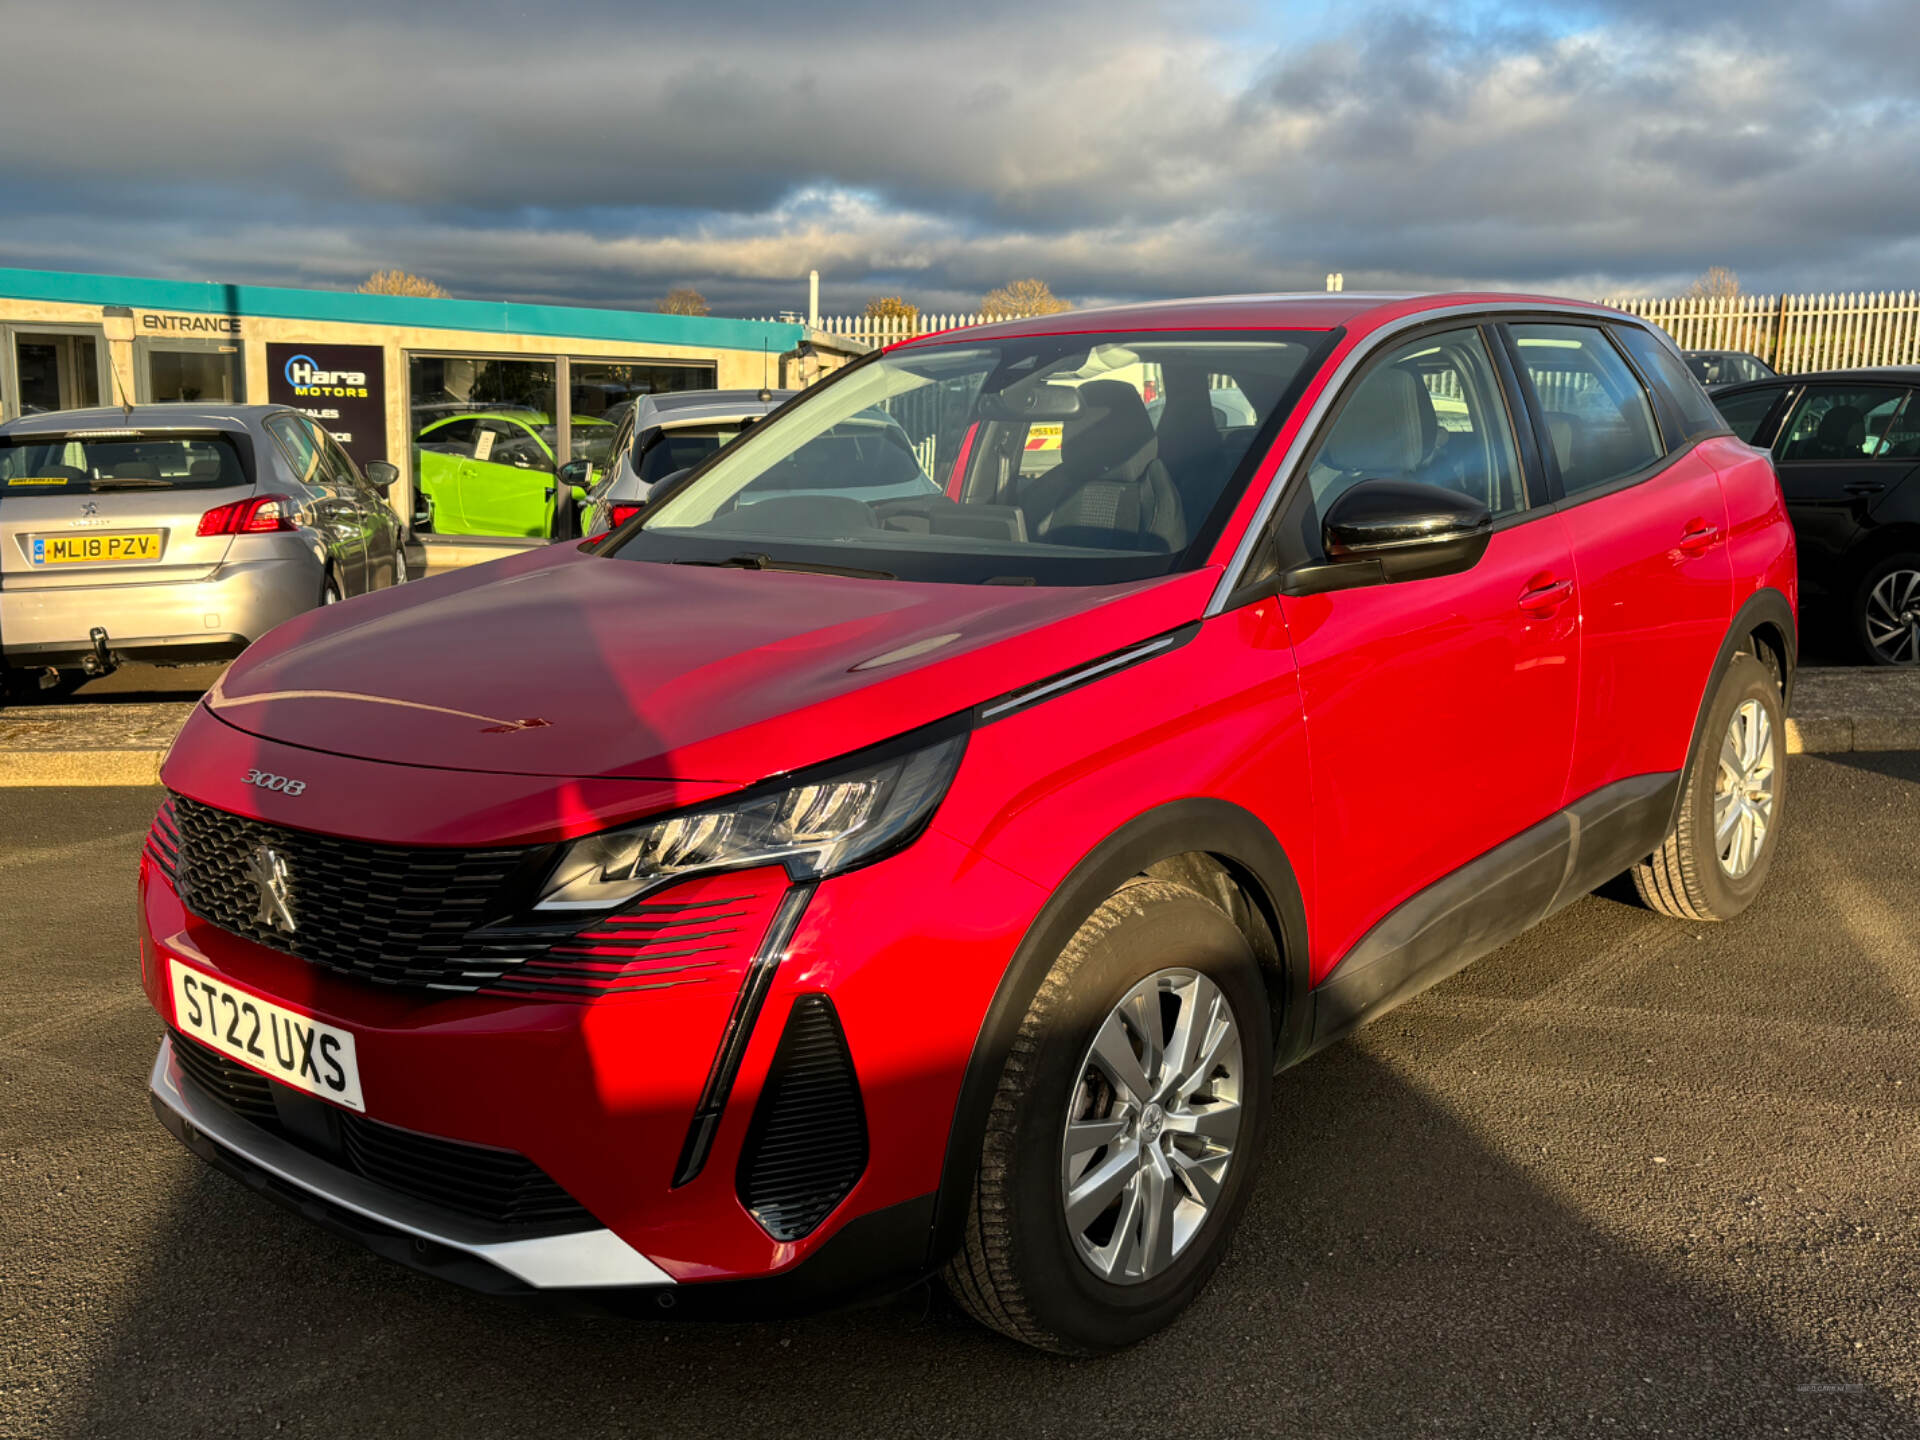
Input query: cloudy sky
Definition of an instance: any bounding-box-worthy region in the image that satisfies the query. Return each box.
[2,0,1915,316]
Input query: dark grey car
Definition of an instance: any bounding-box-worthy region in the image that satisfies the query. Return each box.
[0,403,406,698]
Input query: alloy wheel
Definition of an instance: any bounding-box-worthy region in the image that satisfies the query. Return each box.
[1864,567,1920,664]
[1714,697,1776,879]
[1061,968,1244,1285]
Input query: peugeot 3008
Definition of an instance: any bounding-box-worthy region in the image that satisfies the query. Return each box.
[140,293,1796,1354]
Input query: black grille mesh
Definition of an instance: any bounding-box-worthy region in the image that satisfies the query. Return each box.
[169,1030,594,1231]
[169,795,543,992]
[737,996,868,1241]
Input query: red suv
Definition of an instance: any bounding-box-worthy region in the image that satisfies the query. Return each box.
[140,294,1796,1354]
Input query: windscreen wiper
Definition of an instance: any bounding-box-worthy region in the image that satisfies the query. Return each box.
[674,551,896,581]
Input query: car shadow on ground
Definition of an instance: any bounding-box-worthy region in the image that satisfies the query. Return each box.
[23,754,1920,1439]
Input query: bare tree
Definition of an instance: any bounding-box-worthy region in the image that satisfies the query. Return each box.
[358,269,451,298]
[981,278,1071,318]
[659,287,711,316]
[863,295,920,324]
[1687,266,1742,300]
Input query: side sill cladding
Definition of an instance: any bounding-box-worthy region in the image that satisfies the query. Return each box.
[1307,771,1679,1055]
[926,797,1309,1270]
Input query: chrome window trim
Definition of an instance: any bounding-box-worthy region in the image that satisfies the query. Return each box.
[150,1039,674,1289]
[1205,300,1640,616]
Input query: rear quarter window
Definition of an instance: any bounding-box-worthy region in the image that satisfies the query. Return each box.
[1615,327,1730,445]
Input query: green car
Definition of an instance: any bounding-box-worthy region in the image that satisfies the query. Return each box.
[413,411,614,538]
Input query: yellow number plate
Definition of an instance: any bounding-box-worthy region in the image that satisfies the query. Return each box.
[32,531,162,565]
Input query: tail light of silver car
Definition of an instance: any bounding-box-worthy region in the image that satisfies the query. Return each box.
[197,494,299,537]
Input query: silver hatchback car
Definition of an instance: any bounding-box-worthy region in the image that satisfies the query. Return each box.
[578,389,793,538]
[0,404,406,699]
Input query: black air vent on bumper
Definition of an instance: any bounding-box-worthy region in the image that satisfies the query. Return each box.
[737,996,868,1241]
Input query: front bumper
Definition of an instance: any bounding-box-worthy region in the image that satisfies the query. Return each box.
[1,553,321,666]
[137,802,1046,1299]
[149,1036,670,1289]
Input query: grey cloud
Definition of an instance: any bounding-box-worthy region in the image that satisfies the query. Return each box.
[1,0,1919,311]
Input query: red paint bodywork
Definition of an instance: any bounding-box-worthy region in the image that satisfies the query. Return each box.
[141,293,1797,1290]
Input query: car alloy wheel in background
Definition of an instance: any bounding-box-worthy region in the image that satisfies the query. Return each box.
[1860,561,1920,665]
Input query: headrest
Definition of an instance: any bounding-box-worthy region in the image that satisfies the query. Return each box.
[1063,379,1157,482]
[188,458,224,480]
[1321,368,1426,476]
[1815,405,1865,452]
[110,461,161,480]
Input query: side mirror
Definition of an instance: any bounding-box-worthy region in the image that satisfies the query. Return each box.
[363,460,399,496]
[1285,480,1493,596]
[557,458,592,488]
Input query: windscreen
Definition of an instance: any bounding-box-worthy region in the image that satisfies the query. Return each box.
[613,330,1325,586]
[0,430,250,495]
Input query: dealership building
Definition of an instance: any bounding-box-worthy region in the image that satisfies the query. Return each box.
[0,266,842,569]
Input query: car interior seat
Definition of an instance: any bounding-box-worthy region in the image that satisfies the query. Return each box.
[1020,380,1186,552]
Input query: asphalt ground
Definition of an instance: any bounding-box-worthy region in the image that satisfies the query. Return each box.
[4,755,1919,1439]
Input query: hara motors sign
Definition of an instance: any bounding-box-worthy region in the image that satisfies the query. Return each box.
[266,343,387,464]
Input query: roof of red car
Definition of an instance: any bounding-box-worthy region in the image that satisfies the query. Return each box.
[903,291,1618,345]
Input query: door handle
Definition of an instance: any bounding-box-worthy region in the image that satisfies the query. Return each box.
[1844,481,1886,496]
[1519,576,1573,617]
[1678,521,1721,555]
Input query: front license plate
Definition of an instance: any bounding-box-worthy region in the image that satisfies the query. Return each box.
[168,959,364,1111]
[31,530,162,565]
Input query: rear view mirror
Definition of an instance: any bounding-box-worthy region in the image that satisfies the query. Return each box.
[1285,480,1493,596]
[363,460,398,496]
[975,384,1082,422]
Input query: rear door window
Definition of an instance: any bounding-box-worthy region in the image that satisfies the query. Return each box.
[1509,323,1665,495]
[266,414,322,485]
[0,431,250,494]
[1711,385,1790,445]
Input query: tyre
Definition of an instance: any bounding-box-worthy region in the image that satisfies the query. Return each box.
[393,544,410,586]
[321,575,343,606]
[943,878,1272,1355]
[1852,553,1920,665]
[1630,650,1784,921]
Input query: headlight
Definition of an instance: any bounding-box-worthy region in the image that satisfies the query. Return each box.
[534,727,969,911]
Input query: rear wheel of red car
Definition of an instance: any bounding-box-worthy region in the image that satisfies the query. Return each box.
[1631,650,1784,921]
[943,878,1272,1355]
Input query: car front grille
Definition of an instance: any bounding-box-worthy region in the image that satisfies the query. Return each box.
[168,794,549,992]
[168,1029,595,1232]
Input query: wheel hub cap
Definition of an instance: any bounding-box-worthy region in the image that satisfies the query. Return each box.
[1061,968,1245,1285]
[1713,697,1776,879]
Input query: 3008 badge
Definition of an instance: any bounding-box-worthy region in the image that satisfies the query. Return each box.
[244,769,307,796]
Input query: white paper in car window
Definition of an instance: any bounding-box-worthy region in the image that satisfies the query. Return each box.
[474,430,497,461]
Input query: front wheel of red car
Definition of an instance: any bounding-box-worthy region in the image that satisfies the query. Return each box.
[944,878,1272,1355]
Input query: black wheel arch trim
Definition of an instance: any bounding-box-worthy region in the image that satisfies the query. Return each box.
[926,796,1310,1269]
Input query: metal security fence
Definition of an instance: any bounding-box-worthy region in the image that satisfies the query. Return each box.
[1604,292,1920,373]
[793,294,1920,376]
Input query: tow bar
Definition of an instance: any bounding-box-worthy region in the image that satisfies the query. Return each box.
[83,626,115,678]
